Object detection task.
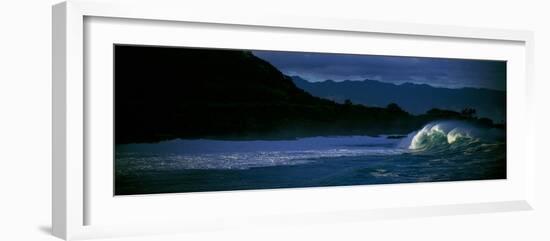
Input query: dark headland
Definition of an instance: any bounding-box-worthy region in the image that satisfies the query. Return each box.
[115,45,503,144]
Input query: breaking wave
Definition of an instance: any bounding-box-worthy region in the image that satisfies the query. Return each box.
[399,121,505,153]
[115,121,505,173]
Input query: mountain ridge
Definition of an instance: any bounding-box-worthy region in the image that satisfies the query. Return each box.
[292,75,505,92]
[291,75,506,123]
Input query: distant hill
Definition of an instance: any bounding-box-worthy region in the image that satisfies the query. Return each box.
[291,76,506,123]
[115,46,497,144]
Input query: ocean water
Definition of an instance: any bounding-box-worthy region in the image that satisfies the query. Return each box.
[115,121,506,195]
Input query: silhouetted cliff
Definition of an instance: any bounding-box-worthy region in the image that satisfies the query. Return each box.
[115,45,498,144]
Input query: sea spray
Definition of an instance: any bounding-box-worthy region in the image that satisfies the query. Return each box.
[399,121,505,153]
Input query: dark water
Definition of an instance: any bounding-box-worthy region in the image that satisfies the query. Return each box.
[115,121,506,195]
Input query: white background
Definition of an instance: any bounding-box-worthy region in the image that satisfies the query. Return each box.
[0,0,548,240]
[85,16,528,230]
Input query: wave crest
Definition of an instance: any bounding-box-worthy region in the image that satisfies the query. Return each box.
[400,121,504,152]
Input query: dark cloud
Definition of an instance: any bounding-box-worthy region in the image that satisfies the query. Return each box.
[252,50,506,91]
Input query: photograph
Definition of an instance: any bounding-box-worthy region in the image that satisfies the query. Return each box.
[1,0,544,240]
[114,45,507,195]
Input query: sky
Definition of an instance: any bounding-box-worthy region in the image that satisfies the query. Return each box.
[252,50,506,91]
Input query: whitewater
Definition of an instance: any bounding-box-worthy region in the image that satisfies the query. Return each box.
[115,121,506,195]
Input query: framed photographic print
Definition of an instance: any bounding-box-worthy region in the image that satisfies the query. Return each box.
[52,0,535,240]
[113,45,508,195]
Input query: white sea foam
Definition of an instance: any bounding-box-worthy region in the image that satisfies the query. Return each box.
[400,121,504,151]
[116,147,405,171]
[116,123,504,173]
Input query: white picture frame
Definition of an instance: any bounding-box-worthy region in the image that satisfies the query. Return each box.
[52,0,535,240]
